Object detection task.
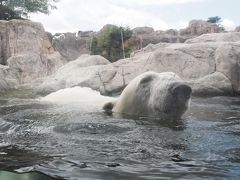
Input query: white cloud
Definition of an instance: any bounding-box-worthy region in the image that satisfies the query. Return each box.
[221,19,236,31]
[107,0,204,6]
[30,0,205,33]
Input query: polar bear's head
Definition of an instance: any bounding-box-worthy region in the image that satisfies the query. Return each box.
[103,72,192,120]
[136,72,192,119]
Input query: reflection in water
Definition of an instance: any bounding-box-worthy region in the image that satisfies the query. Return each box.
[0,90,239,179]
[0,171,56,180]
[0,145,50,170]
[112,112,187,130]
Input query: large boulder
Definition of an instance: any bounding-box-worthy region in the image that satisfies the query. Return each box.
[36,55,116,95]
[215,43,240,94]
[189,72,233,96]
[0,20,66,92]
[52,31,94,61]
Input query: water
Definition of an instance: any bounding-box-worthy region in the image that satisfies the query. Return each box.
[0,87,240,179]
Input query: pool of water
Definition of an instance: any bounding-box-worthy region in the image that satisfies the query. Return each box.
[0,89,240,179]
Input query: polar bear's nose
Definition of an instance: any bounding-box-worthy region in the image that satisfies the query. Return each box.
[171,83,192,99]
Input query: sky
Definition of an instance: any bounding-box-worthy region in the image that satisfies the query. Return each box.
[30,0,240,34]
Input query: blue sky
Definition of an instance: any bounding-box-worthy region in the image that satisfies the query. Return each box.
[30,0,240,33]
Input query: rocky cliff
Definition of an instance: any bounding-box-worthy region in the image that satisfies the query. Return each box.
[0,19,66,91]
[37,32,240,97]
[1,20,239,97]
[50,19,225,61]
[52,31,94,61]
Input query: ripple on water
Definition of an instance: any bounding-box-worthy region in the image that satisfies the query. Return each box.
[0,96,239,179]
[53,122,133,135]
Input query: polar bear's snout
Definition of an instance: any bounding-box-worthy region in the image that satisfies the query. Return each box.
[171,83,192,100]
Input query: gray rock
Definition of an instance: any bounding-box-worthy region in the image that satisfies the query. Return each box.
[235,26,240,32]
[0,20,66,92]
[49,20,226,63]
[38,31,240,97]
[180,20,224,38]
[132,27,154,34]
[0,65,19,91]
[215,42,240,94]
[52,31,94,61]
[36,55,116,95]
[103,35,240,96]
[189,72,233,96]
[185,32,240,43]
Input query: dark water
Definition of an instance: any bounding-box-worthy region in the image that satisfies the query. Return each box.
[0,92,240,179]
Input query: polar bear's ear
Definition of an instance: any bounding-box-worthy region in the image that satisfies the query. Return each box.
[103,101,115,114]
[139,75,154,85]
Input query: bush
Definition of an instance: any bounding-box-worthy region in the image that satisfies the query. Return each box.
[91,26,133,62]
[207,16,222,25]
[0,5,21,20]
[0,0,58,20]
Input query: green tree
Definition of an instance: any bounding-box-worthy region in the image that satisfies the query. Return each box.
[0,0,59,20]
[207,16,222,25]
[91,26,133,62]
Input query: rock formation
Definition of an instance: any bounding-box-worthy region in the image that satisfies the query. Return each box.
[235,26,240,32]
[36,54,115,95]
[37,32,240,97]
[179,20,224,38]
[52,31,94,61]
[1,19,238,97]
[50,20,225,62]
[0,19,66,91]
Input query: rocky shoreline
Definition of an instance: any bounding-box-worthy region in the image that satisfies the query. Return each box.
[0,20,240,97]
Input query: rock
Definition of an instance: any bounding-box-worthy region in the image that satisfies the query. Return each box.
[110,42,217,83]
[126,20,225,53]
[132,27,154,34]
[59,54,110,69]
[0,65,19,91]
[101,34,240,96]
[189,72,233,96]
[36,55,116,95]
[96,24,117,36]
[235,26,240,32]
[0,20,8,65]
[41,32,239,97]
[185,32,240,43]
[52,31,94,61]
[180,20,224,38]
[50,20,226,63]
[215,43,240,94]
[126,27,182,52]
[0,19,66,92]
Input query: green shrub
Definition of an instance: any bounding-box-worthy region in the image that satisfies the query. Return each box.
[91,26,133,62]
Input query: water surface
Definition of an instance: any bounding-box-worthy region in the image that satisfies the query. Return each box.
[0,88,240,179]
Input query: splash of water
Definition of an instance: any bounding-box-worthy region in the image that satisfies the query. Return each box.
[40,87,115,111]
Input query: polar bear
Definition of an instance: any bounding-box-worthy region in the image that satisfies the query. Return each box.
[103,71,192,120]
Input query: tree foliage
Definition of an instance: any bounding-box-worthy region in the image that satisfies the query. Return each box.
[207,16,222,25]
[0,0,58,20]
[91,26,133,62]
